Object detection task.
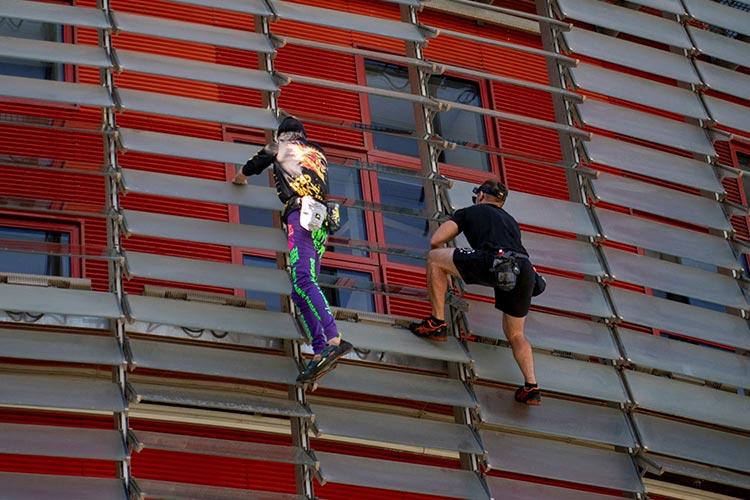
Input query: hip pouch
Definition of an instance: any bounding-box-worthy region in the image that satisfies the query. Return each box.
[491,251,520,291]
[299,196,328,231]
[325,200,341,234]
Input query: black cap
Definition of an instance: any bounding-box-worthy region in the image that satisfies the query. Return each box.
[472,180,508,202]
[277,116,306,138]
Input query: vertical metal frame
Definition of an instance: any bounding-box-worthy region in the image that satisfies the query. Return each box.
[400,3,487,495]
[98,0,130,490]
[257,5,315,498]
[535,2,649,497]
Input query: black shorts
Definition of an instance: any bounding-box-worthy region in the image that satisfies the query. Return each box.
[453,248,535,318]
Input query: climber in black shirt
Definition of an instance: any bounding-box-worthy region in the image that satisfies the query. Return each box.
[409,179,543,405]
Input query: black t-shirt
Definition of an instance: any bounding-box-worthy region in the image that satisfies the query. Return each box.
[450,203,527,255]
[242,138,329,204]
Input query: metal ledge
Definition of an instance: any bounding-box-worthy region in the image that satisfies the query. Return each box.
[128,338,299,385]
[121,209,287,253]
[563,28,700,84]
[475,385,635,448]
[625,370,750,432]
[0,372,126,412]
[127,382,310,419]
[0,283,121,319]
[0,472,126,500]
[312,404,485,455]
[0,422,126,460]
[123,251,289,295]
[114,12,274,53]
[318,364,477,409]
[316,451,490,499]
[481,429,644,494]
[610,287,750,350]
[125,294,299,341]
[469,342,628,403]
[272,1,426,42]
[633,413,750,472]
[130,430,315,466]
[0,35,110,69]
[130,478,305,500]
[116,50,278,91]
[119,168,277,210]
[0,328,123,366]
[0,0,110,29]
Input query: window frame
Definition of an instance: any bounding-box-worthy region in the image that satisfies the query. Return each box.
[0,0,77,111]
[355,53,503,181]
[0,215,82,278]
[731,143,750,206]
[730,142,750,277]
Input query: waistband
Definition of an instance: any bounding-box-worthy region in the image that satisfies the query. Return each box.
[495,250,529,259]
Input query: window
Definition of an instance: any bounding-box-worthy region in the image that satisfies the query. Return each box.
[0,17,63,80]
[377,172,430,266]
[364,59,490,171]
[327,163,368,257]
[736,151,750,205]
[0,225,71,276]
[238,169,276,229]
[242,255,283,312]
[319,267,375,312]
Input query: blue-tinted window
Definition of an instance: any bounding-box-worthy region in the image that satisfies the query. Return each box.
[364,61,417,158]
[238,169,276,228]
[242,254,283,312]
[0,19,63,80]
[328,163,368,257]
[0,227,70,276]
[364,59,490,171]
[319,267,375,312]
[377,173,429,266]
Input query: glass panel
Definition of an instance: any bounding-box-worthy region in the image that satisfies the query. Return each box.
[319,267,375,312]
[0,19,62,80]
[0,226,70,276]
[429,75,489,170]
[328,163,368,257]
[364,59,490,170]
[239,169,276,228]
[242,255,283,312]
[365,60,418,157]
[377,172,429,266]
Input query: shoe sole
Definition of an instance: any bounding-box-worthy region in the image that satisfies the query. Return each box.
[410,328,448,342]
[523,399,541,406]
[297,341,353,384]
[514,394,542,405]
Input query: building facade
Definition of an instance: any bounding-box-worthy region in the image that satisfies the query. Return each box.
[0,0,749,499]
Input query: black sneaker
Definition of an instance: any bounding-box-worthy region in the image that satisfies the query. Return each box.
[408,316,448,341]
[514,385,542,405]
[297,340,353,383]
[296,358,323,383]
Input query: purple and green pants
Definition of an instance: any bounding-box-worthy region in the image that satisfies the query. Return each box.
[287,210,339,354]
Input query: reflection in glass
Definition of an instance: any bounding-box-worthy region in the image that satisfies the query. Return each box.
[238,169,275,228]
[328,164,368,257]
[320,267,375,312]
[378,173,429,266]
[0,20,63,80]
[0,227,70,276]
[364,59,490,170]
[242,255,282,312]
